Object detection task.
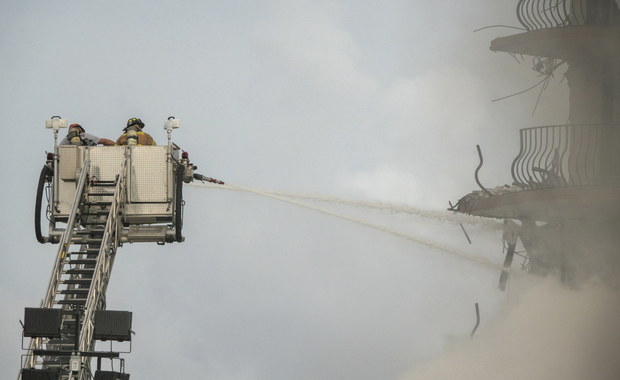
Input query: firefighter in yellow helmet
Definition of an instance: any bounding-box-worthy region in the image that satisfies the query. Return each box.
[116,118,156,146]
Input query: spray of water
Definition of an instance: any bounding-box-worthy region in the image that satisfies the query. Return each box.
[258,189,500,228]
[189,182,505,271]
[194,183,500,228]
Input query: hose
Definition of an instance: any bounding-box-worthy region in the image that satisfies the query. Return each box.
[193,173,224,185]
[175,165,184,242]
[35,165,53,244]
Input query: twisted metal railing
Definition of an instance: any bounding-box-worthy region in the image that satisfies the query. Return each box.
[511,124,620,189]
[517,0,618,30]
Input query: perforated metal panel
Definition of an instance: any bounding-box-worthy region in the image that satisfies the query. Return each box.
[56,179,77,216]
[127,225,168,240]
[52,145,175,224]
[58,146,82,180]
[125,203,171,217]
[129,146,169,202]
[89,146,125,181]
[56,147,84,217]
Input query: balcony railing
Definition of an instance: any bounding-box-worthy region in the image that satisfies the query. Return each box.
[511,124,620,189]
[517,0,619,31]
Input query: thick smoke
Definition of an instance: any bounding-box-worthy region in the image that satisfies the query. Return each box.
[398,2,620,378]
[401,275,620,380]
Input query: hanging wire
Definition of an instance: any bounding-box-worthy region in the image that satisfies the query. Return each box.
[508,52,525,64]
[473,24,527,32]
[492,75,551,103]
[503,240,530,273]
[531,74,552,115]
[492,57,566,116]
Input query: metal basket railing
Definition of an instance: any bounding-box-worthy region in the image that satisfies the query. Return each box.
[510,124,620,189]
[517,0,618,30]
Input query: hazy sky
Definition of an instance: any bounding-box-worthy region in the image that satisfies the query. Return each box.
[0,1,574,379]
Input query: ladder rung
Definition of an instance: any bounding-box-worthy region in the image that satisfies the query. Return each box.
[64,269,94,275]
[47,344,74,349]
[60,289,89,294]
[74,230,105,236]
[48,339,75,345]
[56,299,87,305]
[67,253,99,258]
[70,248,100,252]
[69,259,97,264]
[61,279,92,285]
[79,226,106,231]
[73,228,105,237]
[80,238,105,243]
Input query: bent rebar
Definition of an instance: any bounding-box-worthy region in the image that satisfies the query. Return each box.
[475,145,493,197]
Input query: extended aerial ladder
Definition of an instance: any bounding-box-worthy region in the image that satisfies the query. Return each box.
[20,117,220,380]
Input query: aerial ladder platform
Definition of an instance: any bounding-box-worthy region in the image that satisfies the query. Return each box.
[19,117,216,380]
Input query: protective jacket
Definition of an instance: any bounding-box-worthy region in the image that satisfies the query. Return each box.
[116,131,156,146]
[59,132,102,146]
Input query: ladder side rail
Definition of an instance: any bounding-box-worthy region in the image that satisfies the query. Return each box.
[77,157,127,380]
[21,158,90,373]
[42,157,91,308]
[52,144,60,216]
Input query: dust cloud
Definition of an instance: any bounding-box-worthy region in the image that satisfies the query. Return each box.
[400,274,620,380]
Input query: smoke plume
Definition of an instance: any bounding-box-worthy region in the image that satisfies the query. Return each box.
[401,275,620,380]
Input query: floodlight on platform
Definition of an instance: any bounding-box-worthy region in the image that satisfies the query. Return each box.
[94,370,130,380]
[94,310,132,341]
[23,308,62,338]
[21,368,60,380]
[45,116,68,131]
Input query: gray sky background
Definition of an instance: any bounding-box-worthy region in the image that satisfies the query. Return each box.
[0,1,574,379]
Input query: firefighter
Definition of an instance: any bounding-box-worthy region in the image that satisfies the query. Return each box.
[116,118,157,146]
[59,124,115,146]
